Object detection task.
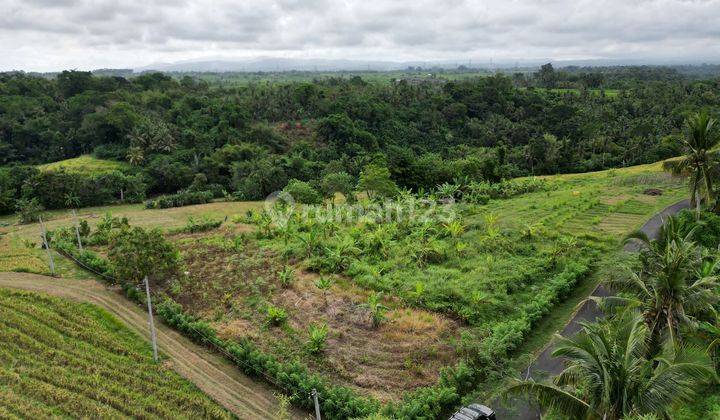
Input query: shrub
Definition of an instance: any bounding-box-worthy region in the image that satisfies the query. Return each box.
[15,197,44,224]
[145,190,213,209]
[464,177,552,201]
[306,323,329,354]
[88,213,129,245]
[170,216,223,234]
[282,179,323,205]
[107,226,180,285]
[266,305,288,326]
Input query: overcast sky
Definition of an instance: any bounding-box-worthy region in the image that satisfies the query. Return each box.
[1,0,719,72]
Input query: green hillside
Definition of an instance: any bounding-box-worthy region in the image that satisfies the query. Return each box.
[37,155,130,175]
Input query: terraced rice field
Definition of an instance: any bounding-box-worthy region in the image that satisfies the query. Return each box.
[0,288,230,419]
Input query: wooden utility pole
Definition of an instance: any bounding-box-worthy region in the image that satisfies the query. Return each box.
[38,216,55,276]
[144,276,159,362]
[311,389,321,420]
[72,209,83,251]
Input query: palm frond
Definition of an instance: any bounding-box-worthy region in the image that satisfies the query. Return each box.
[503,380,594,419]
[623,230,651,248]
[662,157,692,176]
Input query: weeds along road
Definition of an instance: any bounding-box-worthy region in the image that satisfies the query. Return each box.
[494,199,691,419]
[0,272,303,420]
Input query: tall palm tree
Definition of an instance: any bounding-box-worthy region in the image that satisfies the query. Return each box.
[505,314,715,420]
[612,218,719,348]
[126,146,145,166]
[663,111,720,215]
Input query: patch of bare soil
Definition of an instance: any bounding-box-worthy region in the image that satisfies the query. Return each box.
[173,235,461,402]
[273,273,460,402]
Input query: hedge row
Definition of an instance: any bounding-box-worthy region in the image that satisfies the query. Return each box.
[477,258,593,362]
[145,191,214,209]
[464,177,553,201]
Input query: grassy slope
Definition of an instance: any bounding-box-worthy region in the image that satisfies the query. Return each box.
[484,163,686,372]
[0,288,230,419]
[37,155,130,174]
[0,201,262,276]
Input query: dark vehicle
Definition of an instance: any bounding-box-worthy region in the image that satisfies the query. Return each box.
[449,404,496,420]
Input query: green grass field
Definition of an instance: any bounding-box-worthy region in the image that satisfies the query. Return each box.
[37,155,130,174]
[0,288,229,418]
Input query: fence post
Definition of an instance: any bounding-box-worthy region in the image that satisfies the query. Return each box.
[311,389,321,420]
[38,216,55,276]
[144,276,159,362]
[72,209,83,251]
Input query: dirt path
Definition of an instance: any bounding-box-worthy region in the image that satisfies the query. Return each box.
[0,272,304,420]
[493,199,691,419]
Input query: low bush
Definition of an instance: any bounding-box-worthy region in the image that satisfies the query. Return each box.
[169,216,223,234]
[15,197,44,224]
[306,323,329,354]
[463,177,552,201]
[145,190,214,209]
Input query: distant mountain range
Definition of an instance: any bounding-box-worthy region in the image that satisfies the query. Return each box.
[136,57,466,72]
[133,56,720,73]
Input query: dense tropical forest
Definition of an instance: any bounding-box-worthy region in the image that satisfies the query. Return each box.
[2,65,719,215]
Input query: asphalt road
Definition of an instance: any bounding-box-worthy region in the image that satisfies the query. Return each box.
[492,199,691,419]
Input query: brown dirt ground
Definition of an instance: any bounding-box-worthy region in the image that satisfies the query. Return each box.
[172,233,462,402]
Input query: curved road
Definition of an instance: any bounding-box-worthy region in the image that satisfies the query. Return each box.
[0,272,301,419]
[493,199,691,419]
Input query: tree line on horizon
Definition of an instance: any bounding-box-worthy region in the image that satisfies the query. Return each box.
[1,68,719,214]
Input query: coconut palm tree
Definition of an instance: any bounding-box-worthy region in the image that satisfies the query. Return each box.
[623,213,693,256]
[663,111,720,215]
[611,218,719,348]
[126,146,145,166]
[505,314,715,420]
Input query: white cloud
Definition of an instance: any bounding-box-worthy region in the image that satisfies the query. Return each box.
[1,0,719,71]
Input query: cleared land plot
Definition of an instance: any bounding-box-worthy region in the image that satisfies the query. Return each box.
[0,161,689,405]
